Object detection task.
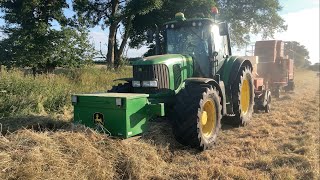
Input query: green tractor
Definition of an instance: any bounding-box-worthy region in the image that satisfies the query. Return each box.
[72,12,254,150]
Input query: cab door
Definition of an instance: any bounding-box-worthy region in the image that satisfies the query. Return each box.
[211,25,228,74]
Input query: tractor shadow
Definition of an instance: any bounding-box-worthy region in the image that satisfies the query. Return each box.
[0,115,71,135]
[140,118,200,153]
[277,94,293,101]
[221,116,246,130]
[140,117,245,154]
[274,92,295,101]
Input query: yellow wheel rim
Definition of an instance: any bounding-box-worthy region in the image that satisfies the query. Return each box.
[240,79,250,115]
[201,100,216,137]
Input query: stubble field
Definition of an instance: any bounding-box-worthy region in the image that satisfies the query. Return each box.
[0,68,319,180]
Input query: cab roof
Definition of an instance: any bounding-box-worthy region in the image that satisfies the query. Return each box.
[163,18,217,28]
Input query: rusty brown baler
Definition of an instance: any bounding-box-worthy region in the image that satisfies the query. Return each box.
[254,40,295,98]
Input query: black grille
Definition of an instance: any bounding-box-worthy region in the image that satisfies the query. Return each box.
[133,64,169,90]
[173,64,182,90]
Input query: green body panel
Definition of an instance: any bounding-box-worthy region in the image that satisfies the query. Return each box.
[73,93,164,138]
[220,56,242,87]
[218,56,240,107]
[133,54,193,97]
[132,54,185,65]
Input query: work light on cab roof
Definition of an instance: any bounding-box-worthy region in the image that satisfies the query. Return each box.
[175,12,186,21]
[211,7,219,20]
[211,7,219,15]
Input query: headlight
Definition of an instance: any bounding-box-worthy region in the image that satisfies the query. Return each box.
[132,81,141,87]
[142,81,158,88]
[71,95,78,103]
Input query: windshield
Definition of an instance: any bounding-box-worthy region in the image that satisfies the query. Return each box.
[166,25,211,56]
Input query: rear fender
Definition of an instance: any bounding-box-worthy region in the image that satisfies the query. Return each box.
[185,78,227,115]
[227,59,252,87]
[221,56,253,103]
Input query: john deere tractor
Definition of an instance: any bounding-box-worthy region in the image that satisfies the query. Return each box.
[72,12,254,150]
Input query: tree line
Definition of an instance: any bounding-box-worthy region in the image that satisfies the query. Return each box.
[0,0,291,72]
[284,41,311,67]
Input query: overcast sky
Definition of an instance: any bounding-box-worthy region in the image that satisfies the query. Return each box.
[0,0,319,64]
[276,0,319,64]
[233,0,319,64]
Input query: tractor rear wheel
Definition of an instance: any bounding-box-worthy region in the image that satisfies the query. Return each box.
[108,83,133,93]
[231,67,254,126]
[172,84,222,150]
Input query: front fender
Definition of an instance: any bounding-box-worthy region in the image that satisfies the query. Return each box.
[184,78,227,115]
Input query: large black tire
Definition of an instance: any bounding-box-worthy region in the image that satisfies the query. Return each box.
[230,66,254,126]
[107,83,133,93]
[286,80,295,92]
[274,88,280,98]
[171,84,222,150]
[264,93,271,113]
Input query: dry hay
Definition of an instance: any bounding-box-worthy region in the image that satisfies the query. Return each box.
[0,70,319,180]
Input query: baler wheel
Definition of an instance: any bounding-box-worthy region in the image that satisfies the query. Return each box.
[108,83,132,93]
[231,67,254,126]
[265,93,271,113]
[171,84,222,150]
[286,80,295,91]
[274,88,280,98]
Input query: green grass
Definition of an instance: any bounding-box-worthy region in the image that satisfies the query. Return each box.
[0,66,132,117]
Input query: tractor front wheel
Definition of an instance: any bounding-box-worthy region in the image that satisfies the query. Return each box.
[172,84,222,150]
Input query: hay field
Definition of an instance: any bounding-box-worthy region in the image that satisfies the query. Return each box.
[0,69,319,180]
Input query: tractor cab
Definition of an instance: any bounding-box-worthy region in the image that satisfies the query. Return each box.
[162,13,231,78]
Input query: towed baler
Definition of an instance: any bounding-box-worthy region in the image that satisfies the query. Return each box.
[254,40,295,98]
[72,11,256,150]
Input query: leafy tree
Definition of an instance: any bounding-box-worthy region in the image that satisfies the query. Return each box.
[284,41,310,67]
[130,0,286,50]
[0,0,95,73]
[217,0,287,46]
[309,63,319,71]
[72,0,286,64]
[129,0,216,48]
[73,0,163,68]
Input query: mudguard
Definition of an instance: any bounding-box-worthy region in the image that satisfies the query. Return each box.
[184,78,227,115]
[218,56,252,102]
[219,56,253,114]
[220,56,253,88]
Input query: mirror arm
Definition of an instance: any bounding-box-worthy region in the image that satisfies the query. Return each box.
[155,24,161,55]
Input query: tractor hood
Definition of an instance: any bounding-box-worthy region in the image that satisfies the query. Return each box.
[132,54,188,66]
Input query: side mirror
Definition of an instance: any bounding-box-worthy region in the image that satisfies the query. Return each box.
[219,22,229,36]
[146,30,154,43]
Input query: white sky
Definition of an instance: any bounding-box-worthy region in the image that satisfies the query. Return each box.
[234,5,319,64]
[275,7,319,64]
